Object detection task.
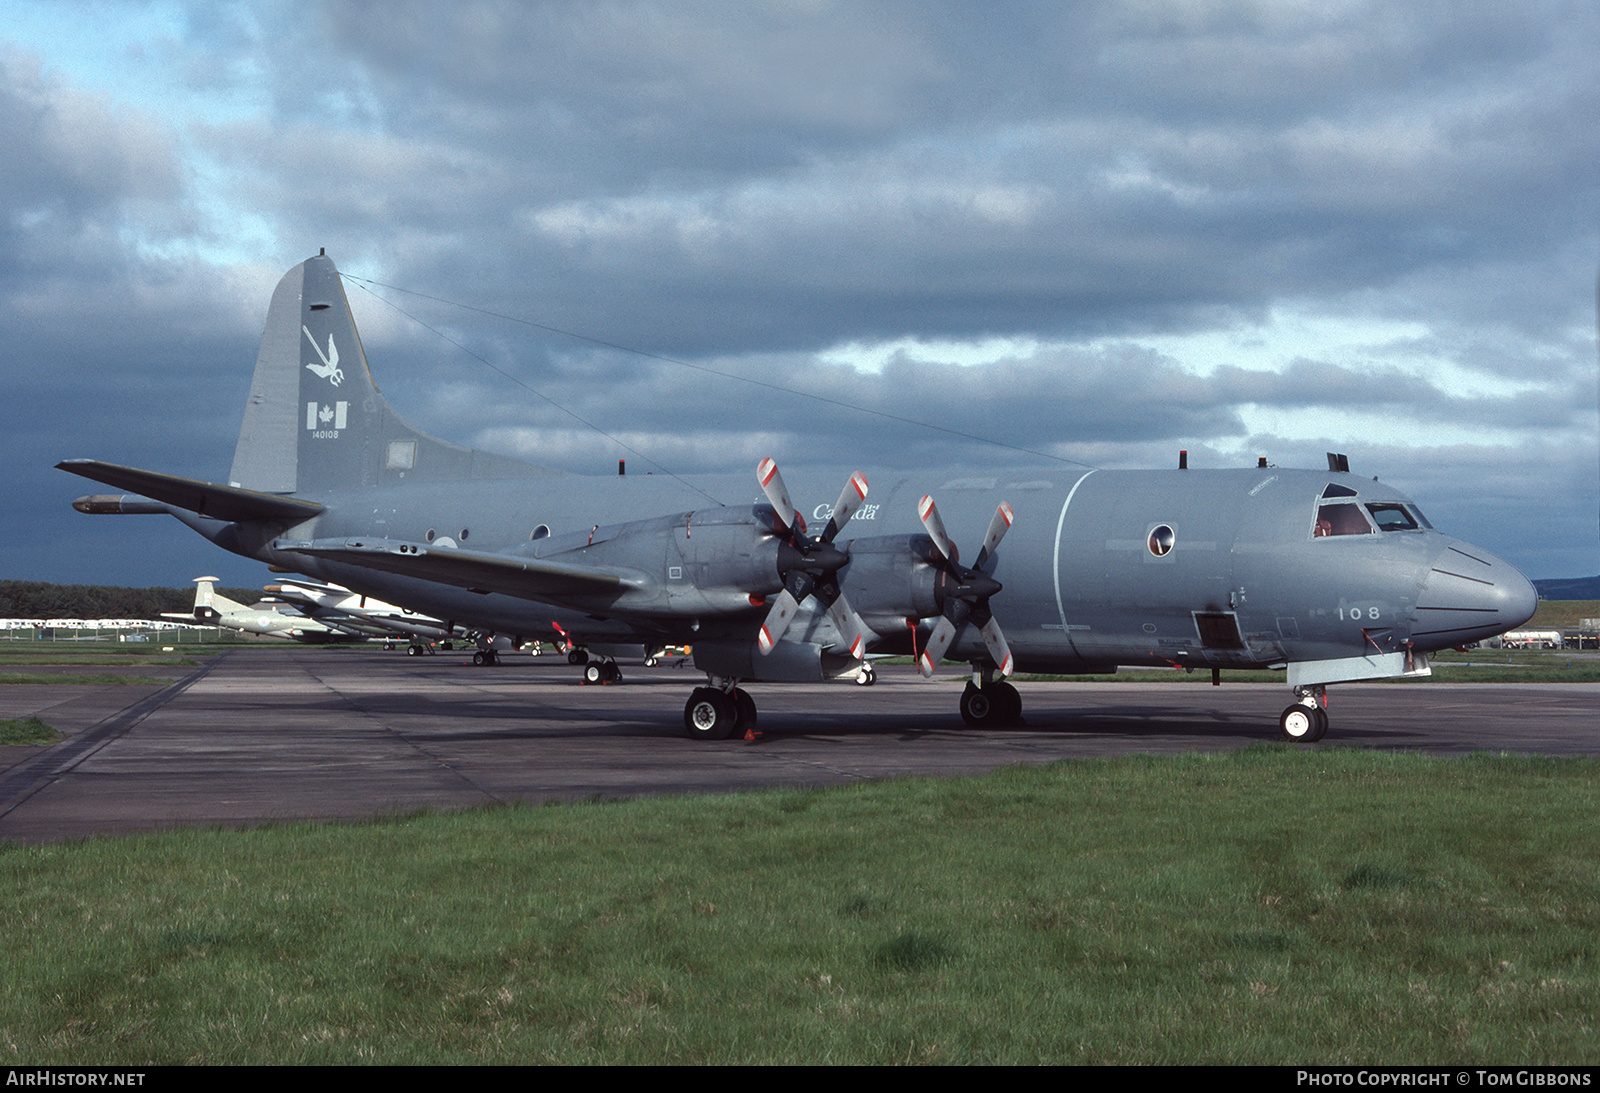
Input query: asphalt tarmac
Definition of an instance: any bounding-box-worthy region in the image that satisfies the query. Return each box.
[2,646,1597,843]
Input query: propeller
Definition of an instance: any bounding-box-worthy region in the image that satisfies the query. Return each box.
[755,458,871,658]
[915,495,1014,677]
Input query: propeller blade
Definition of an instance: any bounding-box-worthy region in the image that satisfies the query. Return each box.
[918,615,960,677]
[973,501,1014,570]
[823,589,871,661]
[757,588,801,654]
[917,494,957,564]
[914,497,1015,677]
[822,472,869,543]
[978,613,1014,677]
[757,457,801,533]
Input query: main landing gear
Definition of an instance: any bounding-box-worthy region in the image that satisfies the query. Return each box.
[582,659,622,684]
[1279,685,1328,742]
[683,683,757,741]
[960,680,1021,726]
[959,673,1023,727]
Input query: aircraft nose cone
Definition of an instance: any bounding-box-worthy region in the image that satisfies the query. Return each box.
[1411,541,1538,650]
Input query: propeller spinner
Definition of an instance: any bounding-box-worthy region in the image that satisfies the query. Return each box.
[755,458,871,658]
[916,496,1015,677]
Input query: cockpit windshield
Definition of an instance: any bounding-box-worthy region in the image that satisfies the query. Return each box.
[1365,503,1418,531]
[1312,485,1431,538]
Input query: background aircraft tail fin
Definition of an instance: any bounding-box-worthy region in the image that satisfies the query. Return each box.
[192,576,246,616]
[228,252,548,497]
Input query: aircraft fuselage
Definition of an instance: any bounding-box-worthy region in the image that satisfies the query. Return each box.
[179,462,1532,681]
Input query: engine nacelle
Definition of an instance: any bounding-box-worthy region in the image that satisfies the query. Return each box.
[838,534,941,632]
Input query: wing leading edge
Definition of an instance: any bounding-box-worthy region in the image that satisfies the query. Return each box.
[276,537,627,601]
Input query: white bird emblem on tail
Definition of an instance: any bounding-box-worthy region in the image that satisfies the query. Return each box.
[303,326,343,386]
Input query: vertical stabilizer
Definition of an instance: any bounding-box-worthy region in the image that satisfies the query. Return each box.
[229,252,542,498]
[192,576,245,617]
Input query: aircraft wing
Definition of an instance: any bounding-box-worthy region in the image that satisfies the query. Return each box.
[276,537,628,602]
[58,460,325,523]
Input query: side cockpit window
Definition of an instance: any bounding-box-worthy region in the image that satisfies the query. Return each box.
[1314,502,1372,536]
[1314,483,1372,536]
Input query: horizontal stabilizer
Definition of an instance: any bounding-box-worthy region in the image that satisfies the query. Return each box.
[57,461,325,523]
[276,537,626,601]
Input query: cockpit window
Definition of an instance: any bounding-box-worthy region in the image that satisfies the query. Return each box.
[1321,483,1359,499]
[1408,505,1433,529]
[1365,503,1420,532]
[1313,502,1372,537]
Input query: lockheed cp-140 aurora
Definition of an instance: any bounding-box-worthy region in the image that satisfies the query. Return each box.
[60,252,1538,741]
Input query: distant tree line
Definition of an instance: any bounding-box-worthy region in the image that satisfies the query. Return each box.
[0,580,260,619]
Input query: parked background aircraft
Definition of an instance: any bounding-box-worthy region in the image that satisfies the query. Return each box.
[263,577,460,655]
[162,576,367,644]
[64,253,1538,741]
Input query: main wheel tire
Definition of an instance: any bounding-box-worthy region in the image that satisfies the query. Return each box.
[472,651,486,666]
[960,683,995,727]
[1309,706,1329,742]
[989,681,1022,724]
[568,649,588,665]
[855,666,876,686]
[684,688,737,741]
[1280,703,1322,742]
[732,688,757,734]
[584,662,604,684]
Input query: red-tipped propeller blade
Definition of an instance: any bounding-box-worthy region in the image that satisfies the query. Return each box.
[914,495,1014,677]
[755,459,872,660]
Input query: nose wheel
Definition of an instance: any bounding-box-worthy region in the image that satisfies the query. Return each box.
[1279,687,1328,742]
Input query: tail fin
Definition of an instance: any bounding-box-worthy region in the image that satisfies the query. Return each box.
[228,252,545,497]
[192,576,246,619]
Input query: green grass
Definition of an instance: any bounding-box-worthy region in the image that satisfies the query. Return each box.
[1529,600,1600,628]
[0,673,177,686]
[2,748,1597,1064]
[0,716,63,745]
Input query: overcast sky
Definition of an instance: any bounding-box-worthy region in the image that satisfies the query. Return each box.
[5,0,1597,591]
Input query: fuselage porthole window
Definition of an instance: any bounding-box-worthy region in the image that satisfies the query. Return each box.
[1148,524,1175,556]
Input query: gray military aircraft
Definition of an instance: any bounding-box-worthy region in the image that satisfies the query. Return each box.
[162,576,367,644]
[61,252,1538,742]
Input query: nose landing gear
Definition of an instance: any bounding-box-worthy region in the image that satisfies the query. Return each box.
[1280,685,1328,742]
